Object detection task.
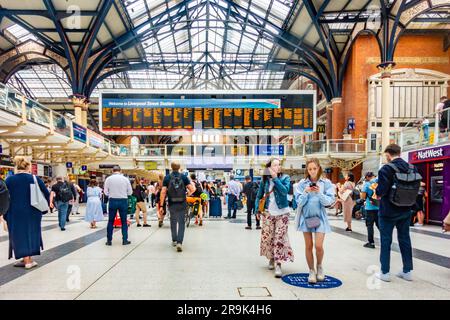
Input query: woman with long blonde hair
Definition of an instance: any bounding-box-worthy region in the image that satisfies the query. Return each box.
[294,158,335,284]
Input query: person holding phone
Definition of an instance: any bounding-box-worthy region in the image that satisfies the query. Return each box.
[255,158,293,278]
[294,158,335,284]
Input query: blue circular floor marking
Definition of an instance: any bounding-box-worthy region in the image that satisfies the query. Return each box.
[282,273,342,289]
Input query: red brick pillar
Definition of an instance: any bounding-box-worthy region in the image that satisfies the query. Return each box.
[325,102,332,140]
[331,98,344,140]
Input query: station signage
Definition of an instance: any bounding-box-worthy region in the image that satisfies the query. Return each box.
[144,161,158,170]
[66,162,73,168]
[88,130,104,149]
[100,91,316,133]
[255,145,285,156]
[73,122,87,143]
[0,144,2,154]
[316,124,326,133]
[409,145,450,163]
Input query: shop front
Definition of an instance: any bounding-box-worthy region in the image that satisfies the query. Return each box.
[409,144,450,225]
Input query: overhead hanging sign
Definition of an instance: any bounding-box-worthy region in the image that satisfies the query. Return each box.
[73,122,87,143]
[255,145,285,156]
[88,130,104,149]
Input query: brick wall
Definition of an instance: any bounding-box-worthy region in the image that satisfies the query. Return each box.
[338,33,450,140]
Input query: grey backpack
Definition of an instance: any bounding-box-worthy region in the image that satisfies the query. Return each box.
[387,163,422,207]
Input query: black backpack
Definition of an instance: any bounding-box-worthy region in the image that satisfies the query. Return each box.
[0,179,10,216]
[387,163,422,207]
[59,182,73,203]
[168,174,186,203]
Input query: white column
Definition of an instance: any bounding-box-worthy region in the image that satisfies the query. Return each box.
[377,62,395,156]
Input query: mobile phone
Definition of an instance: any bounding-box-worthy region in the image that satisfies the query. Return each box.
[310,182,317,187]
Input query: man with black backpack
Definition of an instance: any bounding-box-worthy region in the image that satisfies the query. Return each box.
[375,144,422,282]
[50,176,75,231]
[159,162,195,252]
[242,175,260,230]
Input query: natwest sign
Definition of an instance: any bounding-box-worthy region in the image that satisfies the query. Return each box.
[409,145,450,163]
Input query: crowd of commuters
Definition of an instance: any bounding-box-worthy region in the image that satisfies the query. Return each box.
[1,145,449,286]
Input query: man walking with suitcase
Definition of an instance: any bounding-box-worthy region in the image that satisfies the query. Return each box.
[159,162,195,252]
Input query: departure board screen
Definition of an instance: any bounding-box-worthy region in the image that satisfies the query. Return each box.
[173,108,183,129]
[273,108,283,129]
[283,108,293,129]
[214,108,223,129]
[100,91,315,133]
[233,108,243,129]
[223,108,233,129]
[153,108,162,128]
[293,108,303,129]
[183,108,193,129]
[103,108,112,129]
[143,108,152,128]
[264,109,273,129]
[122,108,132,129]
[111,108,122,128]
[132,108,142,129]
[243,108,253,128]
[203,108,214,129]
[253,108,263,129]
[194,108,203,125]
[163,108,173,128]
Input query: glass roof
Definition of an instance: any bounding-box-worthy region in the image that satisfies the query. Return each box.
[1,0,447,101]
[7,65,72,99]
[118,0,294,90]
[4,24,39,45]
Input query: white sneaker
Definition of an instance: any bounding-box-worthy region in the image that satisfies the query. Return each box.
[375,272,391,282]
[274,264,282,278]
[308,269,317,284]
[25,261,38,270]
[414,223,423,227]
[316,265,325,282]
[268,259,275,270]
[396,271,413,281]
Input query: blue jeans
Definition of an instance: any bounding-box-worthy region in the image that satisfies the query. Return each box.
[379,215,413,274]
[107,198,129,242]
[227,194,237,218]
[169,202,187,244]
[57,201,69,229]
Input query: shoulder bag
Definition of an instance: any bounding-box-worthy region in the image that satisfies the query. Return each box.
[30,175,49,213]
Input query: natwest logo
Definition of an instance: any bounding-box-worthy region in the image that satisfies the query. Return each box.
[415,148,443,160]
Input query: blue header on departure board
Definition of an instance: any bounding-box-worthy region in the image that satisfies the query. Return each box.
[102,98,280,109]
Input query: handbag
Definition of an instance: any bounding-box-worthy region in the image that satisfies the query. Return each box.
[305,216,321,229]
[257,188,273,215]
[340,189,352,201]
[30,175,49,213]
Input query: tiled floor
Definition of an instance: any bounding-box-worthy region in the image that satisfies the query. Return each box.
[0,205,448,300]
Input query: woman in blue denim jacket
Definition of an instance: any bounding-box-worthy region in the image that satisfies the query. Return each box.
[255,158,294,278]
[294,158,335,284]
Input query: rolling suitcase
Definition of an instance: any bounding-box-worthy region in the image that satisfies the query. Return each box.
[209,196,222,218]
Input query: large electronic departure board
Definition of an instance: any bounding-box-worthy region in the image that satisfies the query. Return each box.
[100,90,315,133]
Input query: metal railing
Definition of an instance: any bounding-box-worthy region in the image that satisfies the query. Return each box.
[394,106,450,151]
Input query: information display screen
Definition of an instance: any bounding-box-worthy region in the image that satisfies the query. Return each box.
[100,92,315,133]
